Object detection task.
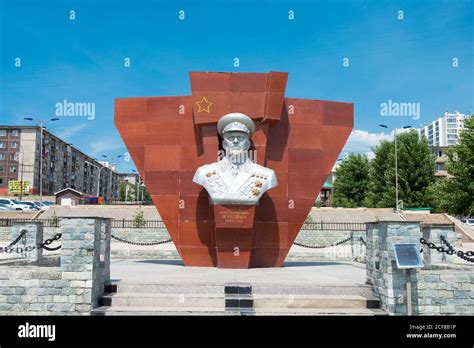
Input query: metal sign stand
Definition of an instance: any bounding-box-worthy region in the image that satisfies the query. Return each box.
[405,268,412,316]
[392,243,423,316]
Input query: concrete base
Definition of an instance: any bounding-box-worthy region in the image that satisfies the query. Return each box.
[91,259,384,316]
[110,259,369,286]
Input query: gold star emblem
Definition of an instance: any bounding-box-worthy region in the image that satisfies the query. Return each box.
[252,188,260,196]
[255,181,262,188]
[206,172,212,177]
[195,96,213,113]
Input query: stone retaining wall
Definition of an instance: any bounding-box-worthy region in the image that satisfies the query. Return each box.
[0,263,92,315]
[413,267,474,315]
[0,218,110,315]
[366,221,474,315]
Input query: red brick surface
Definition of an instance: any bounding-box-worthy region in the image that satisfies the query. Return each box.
[115,71,353,268]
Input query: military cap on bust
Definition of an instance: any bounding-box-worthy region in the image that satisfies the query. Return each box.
[217,113,255,137]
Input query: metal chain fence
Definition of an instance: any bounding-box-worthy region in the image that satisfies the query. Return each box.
[110,234,172,246]
[0,230,62,254]
[293,236,353,249]
[420,237,474,263]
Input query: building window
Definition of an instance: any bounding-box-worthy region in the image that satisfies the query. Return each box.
[11,142,18,149]
[0,130,6,137]
[11,130,19,136]
[0,142,5,148]
[0,154,5,160]
[0,178,3,185]
[436,163,444,171]
[0,166,3,172]
[9,166,17,173]
[9,154,17,161]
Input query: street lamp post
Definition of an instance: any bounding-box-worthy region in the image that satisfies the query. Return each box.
[132,170,138,203]
[24,117,60,200]
[85,160,106,197]
[132,169,144,204]
[15,144,25,201]
[379,124,412,211]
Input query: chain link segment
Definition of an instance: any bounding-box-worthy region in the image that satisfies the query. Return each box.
[0,232,62,254]
[111,234,172,246]
[0,229,27,253]
[293,236,352,249]
[420,237,474,263]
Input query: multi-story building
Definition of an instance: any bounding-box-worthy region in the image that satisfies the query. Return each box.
[119,173,139,186]
[0,126,120,202]
[419,111,467,147]
[430,145,450,178]
[98,161,117,172]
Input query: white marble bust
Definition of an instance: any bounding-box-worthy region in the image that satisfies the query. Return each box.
[193,113,277,205]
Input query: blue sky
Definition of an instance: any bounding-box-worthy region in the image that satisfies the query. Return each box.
[1,0,472,172]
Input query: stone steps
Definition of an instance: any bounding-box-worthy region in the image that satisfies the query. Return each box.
[91,306,386,316]
[98,292,376,309]
[93,281,385,316]
[92,306,225,315]
[100,293,225,308]
[105,281,374,296]
[105,282,224,294]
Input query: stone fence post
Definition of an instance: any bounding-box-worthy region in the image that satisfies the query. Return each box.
[421,224,457,266]
[60,217,111,313]
[366,221,421,315]
[100,219,111,290]
[365,222,381,287]
[11,221,43,263]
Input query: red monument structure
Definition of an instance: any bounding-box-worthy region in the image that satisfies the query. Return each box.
[114,72,353,268]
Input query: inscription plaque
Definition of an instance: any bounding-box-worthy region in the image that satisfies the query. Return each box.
[214,205,255,229]
[393,243,424,269]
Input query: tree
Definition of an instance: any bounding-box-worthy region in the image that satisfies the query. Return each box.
[365,129,435,208]
[141,185,151,203]
[430,116,474,216]
[118,182,127,201]
[132,208,146,228]
[365,140,393,207]
[332,153,370,207]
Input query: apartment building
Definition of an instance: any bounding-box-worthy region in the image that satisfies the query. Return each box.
[0,126,120,202]
[419,111,467,147]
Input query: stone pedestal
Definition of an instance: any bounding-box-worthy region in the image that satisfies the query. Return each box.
[213,204,255,268]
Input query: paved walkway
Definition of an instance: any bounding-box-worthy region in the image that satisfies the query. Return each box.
[110,259,368,286]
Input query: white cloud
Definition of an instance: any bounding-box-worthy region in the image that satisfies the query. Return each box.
[341,129,392,156]
[56,123,88,140]
[88,138,123,157]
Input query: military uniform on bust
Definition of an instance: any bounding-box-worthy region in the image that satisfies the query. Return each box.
[193,113,278,205]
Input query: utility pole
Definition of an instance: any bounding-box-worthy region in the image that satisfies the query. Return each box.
[394,128,399,212]
[18,144,25,201]
[85,160,106,197]
[379,125,412,212]
[39,120,43,200]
